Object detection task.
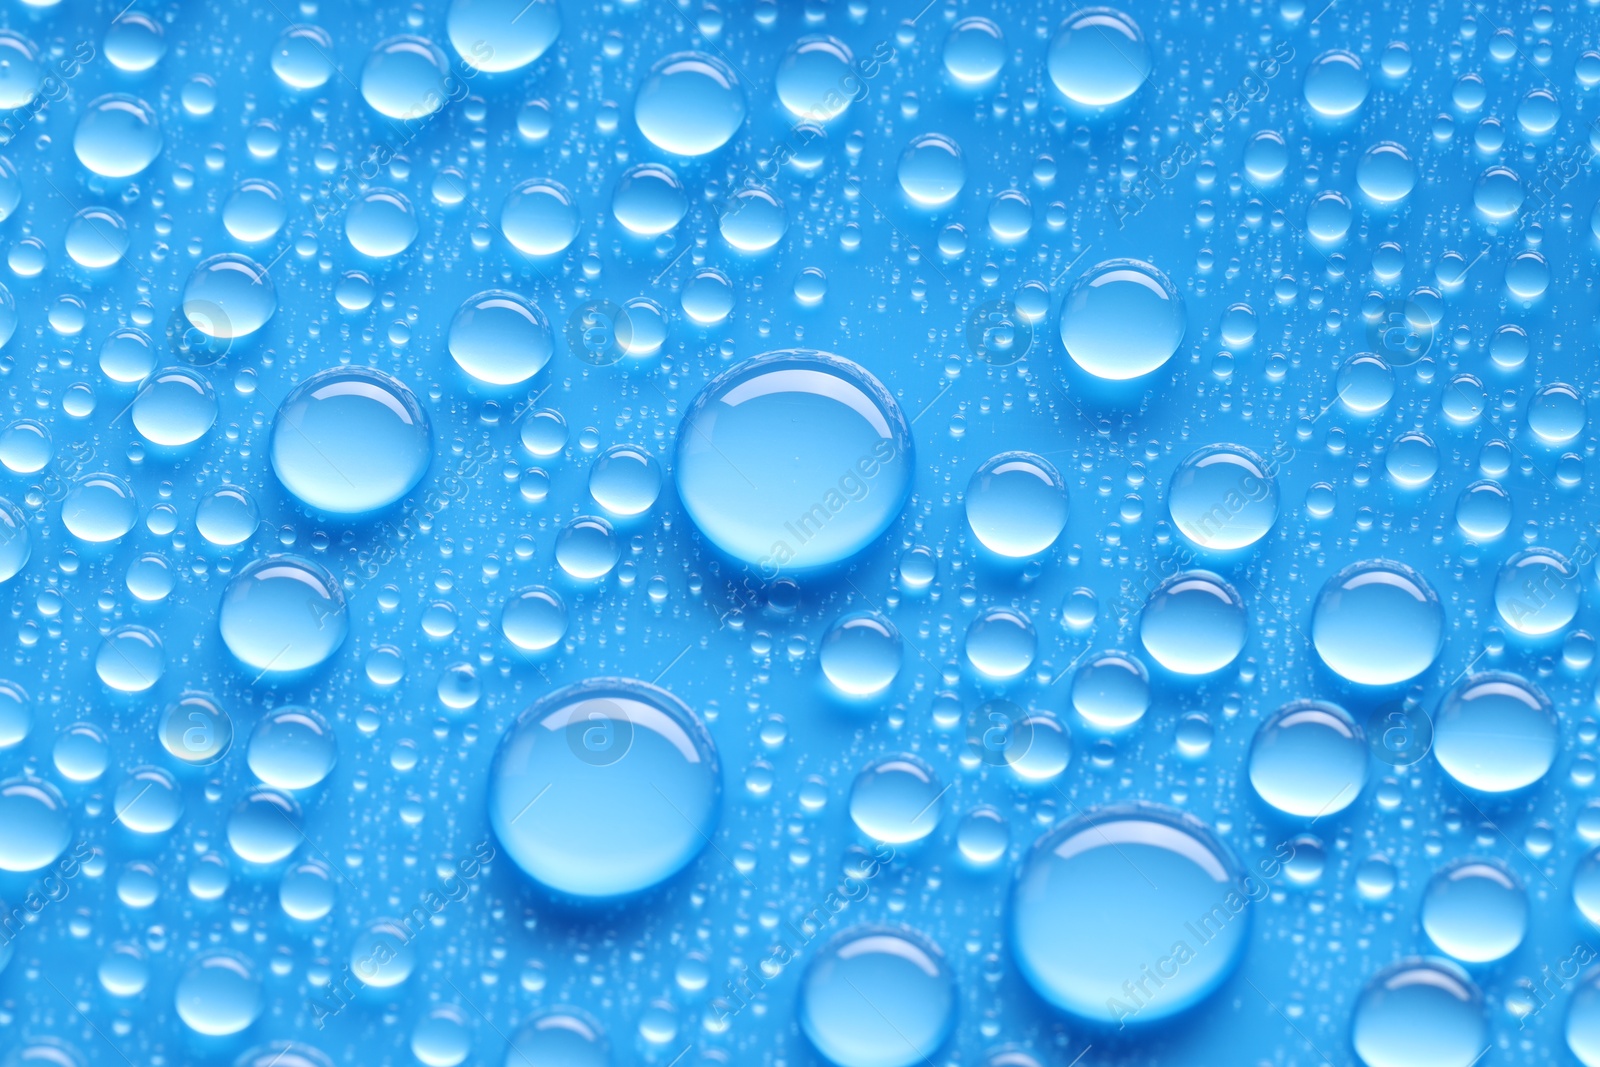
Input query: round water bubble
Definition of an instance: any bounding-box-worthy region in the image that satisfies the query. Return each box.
[1421,860,1526,963]
[1243,130,1289,182]
[132,368,217,447]
[1168,444,1278,550]
[0,34,41,110]
[1070,651,1150,730]
[957,808,1009,864]
[1433,672,1557,793]
[1047,8,1150,106]
[776,35,855,122]
[1351,960,1485,1067]
[0,681,27,749]
[349,919,415,988]
[1311,560,1442,686]
[447,0,560,72]
[0,500,29,583]
[988,191,1032,241]
[271,367,431,514]
[175,952,263,1037]
[612,163,687,237]
[61,473,136,543]
[1385,431,1438,488]
[218,555,348,673]
[448,290,553,386]
[1357,142,1416,204]
[248,707,336,790]
[850,755,941,843]
[412,1005,472,1067]
[634,52,745,156]
[897,133,965,207]
[1528,382,1586,445]
[588,445,661,517]
[1495,547,1579,637]
[360,36,450,120]
[1059,259,1185,380]
[65,207,128,269]
[676,350,912,570]
[1307,191,1353,243]
[1249,701,1367,817]
[223,179,287,243]
[489,679,720,898]
[74,94,162,178]
[196,485,258,547]
[0,778,69,872]
[943,18,1005,85]
[227,790,301,864]
[183,253,277,340]
[98,328,154,384]
[1303,50,1368,116]
[1338,353,1395,414]
[965,452,1068,558]
[501,586,567,652]
[272,24,335,89]
[800,927,955,1067]
[114,767,183,834]
[95,626,163,692]
[0,423,45,475]
[1505,250,1550,300]
[720,186,788,252]
[1012,803,1248,1026]
[964,607,1036,680]
[279,860,336,921]
[502,179,579,256]
[104,13,166,72]
[555,516,619,579]
[1454,481,1511,541]
[1473,166,1524,219]
[506,1011,611,1067]
[680,267,734,324]
[346,188,417,258]
[1139,571,1247,675]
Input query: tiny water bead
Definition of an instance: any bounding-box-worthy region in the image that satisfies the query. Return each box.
[1432,673,1558,794]
[175,951,263,1036]
[501,179,580,256]
[1139,571,1247,676]
[1303,50,1369,117]
[675,350,913,571]
[1351,960,1485,1067]
[1311,560,1443,686]
[182,253,277,340]
[271,367,432,514]
[1070,651,1150,730]
[360,36,451,120]
[799,927,956,1067]
[964,607,1036,680]
[74,94,162,178]
[633,52,746,156]
[1494,547,1579,637]
[964,452,1068,558]
[489,679,720,898]
[1248,701,1368,817]
[850,755,942,843]
[447,0,561,73]
[1058,259,1186,381]
[447,290,553,386]
[1167,444,1279,550]
[1047,8,1151,106]
[0,777,70,872]
[500,586,568,652]
[1011,804,1249,1027]
[218,555,349,674]
[1421,861,1527,963]
[820,612,903,697]
[897,133,966,206]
